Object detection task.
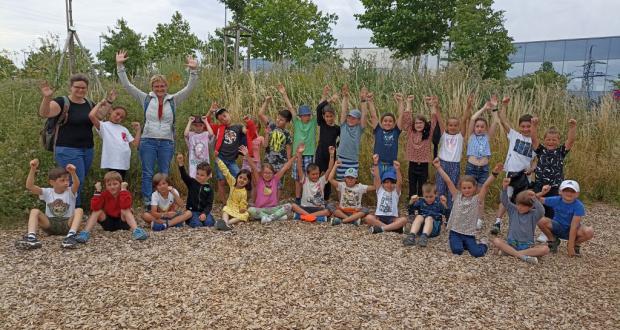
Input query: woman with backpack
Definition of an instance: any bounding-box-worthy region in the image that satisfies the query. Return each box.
[115,50,199,204]
[39,74,98,207]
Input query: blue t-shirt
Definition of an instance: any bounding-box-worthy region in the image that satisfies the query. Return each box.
[373,124,401,163]
[408,197,447,219]
[337,123,363,161]
[544,196,585,228]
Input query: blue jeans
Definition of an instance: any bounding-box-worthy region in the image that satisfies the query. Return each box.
[139,138,175,202]
[465,162,489,186]
[187,211,215,228]
[215,157,240,181]
[55,146,94,207]
[449,230,488,257]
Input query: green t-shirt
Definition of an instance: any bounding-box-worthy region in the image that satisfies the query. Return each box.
[293,116,317,156]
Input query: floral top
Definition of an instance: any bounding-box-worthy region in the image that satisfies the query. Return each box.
[402,112,437,163]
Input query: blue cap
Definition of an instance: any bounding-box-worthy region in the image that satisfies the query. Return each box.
[298,105,312,116]
[381,170,397,182]
[348,109,362,119]
[344,168,358,178]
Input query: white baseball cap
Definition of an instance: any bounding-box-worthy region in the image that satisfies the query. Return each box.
[559,180,580,192]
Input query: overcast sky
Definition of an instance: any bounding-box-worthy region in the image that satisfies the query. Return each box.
[1,0,619,65]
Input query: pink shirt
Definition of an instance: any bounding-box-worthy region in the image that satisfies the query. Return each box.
[254,176,280,208]
[402,112,437,163]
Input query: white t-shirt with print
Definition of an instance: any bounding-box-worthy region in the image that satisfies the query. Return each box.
[185,131,213,178]
[337,182,368,209]
[375,186,400,217]
[97,121,134,170]
[301,176,327,207]
[438,132,464,162]
[150,188,179,212]
[40,187,76,218]
[504,129,535,172]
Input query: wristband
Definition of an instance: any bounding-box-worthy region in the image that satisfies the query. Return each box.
[491,172,499,177]
[492,108,498,112]
[105,99,114,104]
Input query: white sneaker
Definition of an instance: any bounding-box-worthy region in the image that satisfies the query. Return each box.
[279,215,288,221]
[260,215,273,224]
[476,218,484,230]
[537,233,548,243]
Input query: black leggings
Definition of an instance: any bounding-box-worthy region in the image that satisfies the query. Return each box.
[408,162,429,197]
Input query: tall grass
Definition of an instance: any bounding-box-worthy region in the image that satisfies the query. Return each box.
[1,58,619,221]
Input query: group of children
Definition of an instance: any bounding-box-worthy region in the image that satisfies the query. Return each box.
[17,84,595,264]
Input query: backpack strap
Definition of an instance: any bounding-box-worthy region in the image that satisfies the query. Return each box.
[51,96,71,152]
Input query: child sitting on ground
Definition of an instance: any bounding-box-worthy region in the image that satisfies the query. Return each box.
[77,171,147,242]
[141,173,190,231]
[402,183,448,247]
[489,178,549,264]
[88,89,141,180]
[177,154,215,228]
[290,144,335,222]
[366,155,408,233]
[183,112,214,179]
[16,159,83,250]
[215,151,252,230]
[327,162,375,226]
[434,158,501,257]
[537,180,594,257]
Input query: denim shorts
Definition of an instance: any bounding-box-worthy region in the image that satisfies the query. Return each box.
[215,157,240,181]
[465,162,489,186]
[508,239,534,251]
[378,215,395,225]
[551,220,579,240]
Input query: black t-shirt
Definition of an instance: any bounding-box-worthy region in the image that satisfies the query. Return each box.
[315,100,340,154]
[535,144,569,187]
[218,124,244,161]
[54,96,94,148]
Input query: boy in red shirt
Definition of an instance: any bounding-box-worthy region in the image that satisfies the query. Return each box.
[76,171,148,242]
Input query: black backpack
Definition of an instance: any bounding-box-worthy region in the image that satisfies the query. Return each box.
[40,96,93,151]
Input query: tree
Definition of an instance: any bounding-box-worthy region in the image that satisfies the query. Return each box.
[98,19,146,75]
[243,0,338,62]
[356,0,455,59]
[201,29,235,69]
[219,0,248,22]
[145,11,203,62]
[448,0,514,79]
[513,61,568,90]
[0,53,18,80]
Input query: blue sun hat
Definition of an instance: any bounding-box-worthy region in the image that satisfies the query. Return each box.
[298,105,312,116]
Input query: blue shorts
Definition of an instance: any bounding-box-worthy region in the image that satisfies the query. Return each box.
[215,157,240,181]
[410,216,442,238]
[292,155,314,180]
[378,215,395,225]
[508,239,534,251]
[551,220,579,240]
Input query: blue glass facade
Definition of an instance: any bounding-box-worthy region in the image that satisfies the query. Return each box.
[509,36,620,97]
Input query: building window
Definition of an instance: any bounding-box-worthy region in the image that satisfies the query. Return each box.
[564,40,587,61]
[544,41,565,62]
[524,42,545,62]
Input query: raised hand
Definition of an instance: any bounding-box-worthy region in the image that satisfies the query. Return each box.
[360,86,368,100]
[238,145,249,156]
[277,83,286,95]
[328,146,336,155]
[265,95,273,104]
[121,182,129,190]
[489,95,499,109]
[425,96,439,108]
[393,93,403,102]
[131,122,141,132]
[66,164,76,173]
[367,92,374,102]
[501,96,510,105]
[502,177,511,189]
[341,84,350,98]
[526,190,536,199]
[372,154,379,165]
[393,160,401,171]
[209,101,219,113]
[189,116,195,123]
[407,95,415,102]
[29,159,39,169]
[410,195,419,203]
[115,50,128,65]
[568,118,577,128]
[186,55,198,70]
[541,185,551,195]
[439,195,447,205]
[176,153,184,165]
[40,81,54,98]
[95,182,102,192]
[329,93,340,103]
[106,89,118,103]
[492,163,504,173]
[531,116,539,126]
[467,94,475,107]
[432,157,441,168]
[296,143,305,154]
[199,213,206,221]
[322,85,331,98]
[334,160,342,167]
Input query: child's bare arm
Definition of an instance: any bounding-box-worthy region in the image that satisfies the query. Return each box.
[462,94,474,135]
[565,119,577,150]
[240,146,260,183]
[432,157,458,196]
[360,88,370,129]
[498,96,512,133]
[427,96,445,133]
[340,84,350,124]
[258,96,272,126]
[326,146,336,177]
[394,160,402,193]
[66,164,79,194]
[320,85,330,103]
[276,153,297,179]
[372,154,381,190]
[296,143,305,181]
[479,163,503,200]
[183,116,194,138]
[489,103,500,139]
[328,159,340,188]
[531,116,540,150]
[277,83,295,116]
[25,159,42,195]
[395,93,405,130]
[567,215,581,257]
[130,122,141,148]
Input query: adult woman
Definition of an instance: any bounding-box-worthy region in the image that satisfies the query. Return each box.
[39,74,100,207]
[115,50,199,203]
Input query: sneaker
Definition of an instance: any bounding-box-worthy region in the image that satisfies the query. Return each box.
[62,234,79,249]
[132,227,148,240]
[402,234,416,246]
[548,237,560,253]
[293,213,301,220]
[260,215,274,224]
[152,223,167,232]
[352,219,362,226]
[418,234,429,247]
[330,218,342,226]
[368,226,384,234]
[521,255,539,264]
[75,231,90,244]
[574,245,582,257]
[490,222,501,235]
[15,235,42,250]
[316,216,327,223]
[476,218,484,230]
[215,220,232,231]
[278,215,288,221]
[479,237,489,246]
[537,233,548,243]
